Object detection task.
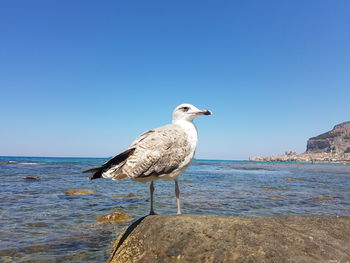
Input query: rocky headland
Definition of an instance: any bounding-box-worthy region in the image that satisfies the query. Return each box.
[107,215,350,263]
[250,121,350,163]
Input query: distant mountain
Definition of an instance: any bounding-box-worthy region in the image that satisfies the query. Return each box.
[306,121,350,154]
[250,121,350,163]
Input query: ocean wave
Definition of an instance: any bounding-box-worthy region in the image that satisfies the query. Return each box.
[0,161,42,165]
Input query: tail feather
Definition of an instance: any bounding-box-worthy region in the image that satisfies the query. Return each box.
[82,148,135,180]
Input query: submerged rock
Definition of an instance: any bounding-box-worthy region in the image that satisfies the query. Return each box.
[23,176,40,180]
[263,196,283,201]
[23,243,65,253]
[97,210,130,223]
[256,186,287,191]
[284,177,298,182]
[26,222,49,227]
[112,193,139,199]
[309,196,333,201]
[107,215,350,263]
[65,189,97,195]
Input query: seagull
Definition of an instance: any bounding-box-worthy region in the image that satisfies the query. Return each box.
[83,103,212,215]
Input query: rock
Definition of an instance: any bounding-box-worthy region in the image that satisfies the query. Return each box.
[23,176,40,180]
[107,215,350,263]
[256,186,287,191]
[263,196,283,201]
[23,244,66,253]
[65,189,97,195]
[309,196,332,201]
[112,193,139,199]
[97,210,130,223]
[284,177,298,182]
[26,222,49,227]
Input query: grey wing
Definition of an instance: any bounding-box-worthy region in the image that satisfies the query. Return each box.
[129,129,155,147]
[98,129,156,180]
[120,125,192,179]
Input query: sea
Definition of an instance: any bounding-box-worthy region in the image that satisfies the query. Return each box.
[0,156,349,262]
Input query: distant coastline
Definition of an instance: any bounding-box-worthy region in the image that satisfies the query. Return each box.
[251,121,350,164]
[250,152,350,164]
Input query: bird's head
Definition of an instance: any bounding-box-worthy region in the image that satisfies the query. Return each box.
[172,103,212,123]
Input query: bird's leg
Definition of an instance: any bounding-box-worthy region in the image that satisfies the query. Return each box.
[149,181,156,215]
[175,179,181,215]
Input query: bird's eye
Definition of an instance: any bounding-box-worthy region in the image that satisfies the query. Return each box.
[180,107,190,112]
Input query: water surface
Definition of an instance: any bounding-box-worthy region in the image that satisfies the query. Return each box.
[0,156,349,262]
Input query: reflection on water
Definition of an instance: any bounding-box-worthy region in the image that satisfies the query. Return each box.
[0,156,349,262]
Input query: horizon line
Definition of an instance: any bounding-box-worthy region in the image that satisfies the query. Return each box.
[0,155,248,162]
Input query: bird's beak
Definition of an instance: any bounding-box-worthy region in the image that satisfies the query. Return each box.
[195,110,212,116]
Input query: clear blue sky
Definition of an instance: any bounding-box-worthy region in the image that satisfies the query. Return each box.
[1,0,349,160]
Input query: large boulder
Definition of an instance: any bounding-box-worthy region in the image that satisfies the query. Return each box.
[107,215,350,263]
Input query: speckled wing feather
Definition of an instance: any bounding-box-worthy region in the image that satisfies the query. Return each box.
[104,124,192,180]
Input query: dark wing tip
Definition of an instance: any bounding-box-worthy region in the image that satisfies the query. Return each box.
[82,168,100,174]
[83,148,136,179]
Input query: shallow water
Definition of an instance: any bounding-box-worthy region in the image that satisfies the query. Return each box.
[0,156,349,262]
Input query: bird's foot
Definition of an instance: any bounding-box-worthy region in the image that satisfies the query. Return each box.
[149,211,157,215]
